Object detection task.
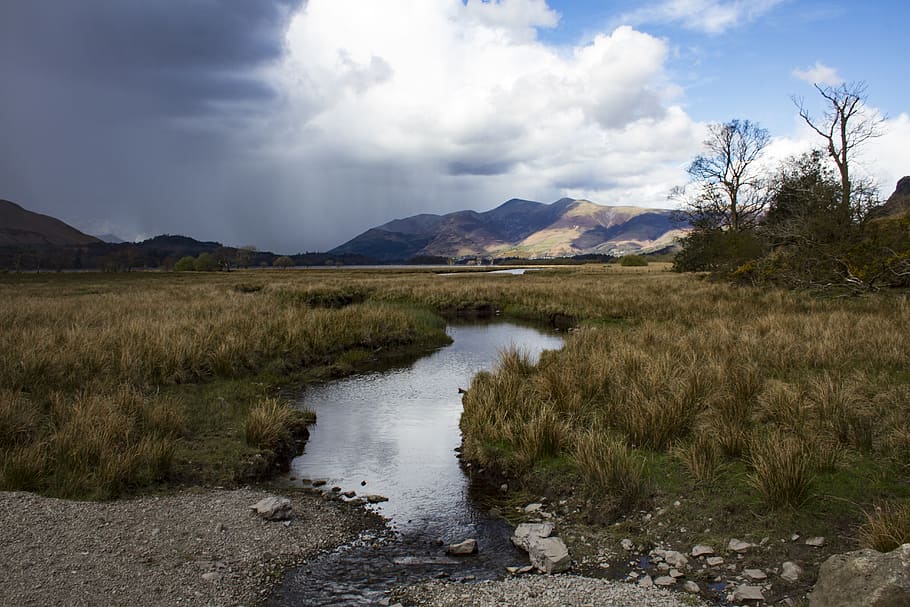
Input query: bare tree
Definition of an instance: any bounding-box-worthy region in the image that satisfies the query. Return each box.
[676,119,771,232]
[793,81,883,218]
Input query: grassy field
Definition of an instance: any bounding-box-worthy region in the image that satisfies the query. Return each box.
[1,265,908,562]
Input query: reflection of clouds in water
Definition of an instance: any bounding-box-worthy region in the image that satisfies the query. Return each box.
[291,323,563,532]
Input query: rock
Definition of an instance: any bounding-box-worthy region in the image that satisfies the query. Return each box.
[732,585,765,602]
[669,568,684,579]
[805,536,826,547]
[706,556,725,567]
[511,522,569,574]
[654,576,675,587]
[657,562,670,572]
[809,543,910,607]
[445,539,478,556]
[781,561,803,583]
[728,538,753,553]
[527,537,571,574]
[342,491,356,498]
[664,550,689,569]
[331,486,342,492]
[621,538,634,551]
[311,479,327,487]
[201,572,221,583]
[511,523,555,551]
[743,568,767,581]
[524,503,543,513]
[683,581,700,593]
[691,545,714,558]
[366,495,388,504]
[249,496,293,521]
[500,484,508,492]
[638,575,653,588]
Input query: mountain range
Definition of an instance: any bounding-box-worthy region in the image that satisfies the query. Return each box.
[330,198,688,262]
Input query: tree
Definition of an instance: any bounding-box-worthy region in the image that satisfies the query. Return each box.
[675,119,771,232]
[794,82,883,221]
[193,252,217,272]
[174,256,196,271]
[273,255,294,268]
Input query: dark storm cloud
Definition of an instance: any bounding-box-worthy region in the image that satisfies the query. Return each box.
[0,0,312,251]
[0,1,302,114]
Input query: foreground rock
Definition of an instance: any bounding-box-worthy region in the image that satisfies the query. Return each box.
[395,575,708,607]
[0,488,367,607]
[809,543,910,607]
[445,539,478,556]
[250,495,293,520]
[511,523,571,574]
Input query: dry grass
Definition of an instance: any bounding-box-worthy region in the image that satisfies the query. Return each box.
[747,430,814,510]
[574,430,646,507]
[673,433,722,483]
[859,501,910,552]
[245,397,294,449]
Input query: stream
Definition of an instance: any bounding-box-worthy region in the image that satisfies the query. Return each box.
[269,322,564,606]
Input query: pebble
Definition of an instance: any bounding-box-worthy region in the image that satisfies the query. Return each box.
[805,536,826,547]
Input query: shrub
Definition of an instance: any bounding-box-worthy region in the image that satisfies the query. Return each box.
[273,256,294,268]
[174,256,196,271]
[194,252,217,272]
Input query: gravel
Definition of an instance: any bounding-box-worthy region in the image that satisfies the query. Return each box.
[0,487,369,607]
[394,576,709,607]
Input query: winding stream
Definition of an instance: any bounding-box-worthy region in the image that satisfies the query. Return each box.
[270,322,564,606]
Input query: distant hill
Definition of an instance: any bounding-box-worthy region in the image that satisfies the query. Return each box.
[97,233,126,244]
[330,198,688,262]
[877,176,910,217]
[0,199,100,247]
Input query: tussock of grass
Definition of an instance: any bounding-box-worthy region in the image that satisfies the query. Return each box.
[747,430,814,510]
[859,501,910,552]
[673,433,722,483]
[574,431,646,507]
[245,397,294,449]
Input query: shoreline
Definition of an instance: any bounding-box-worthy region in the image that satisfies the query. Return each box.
[0,487,379,607]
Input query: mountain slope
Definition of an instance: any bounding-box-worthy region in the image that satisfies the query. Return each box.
[331,198,686,261]
[0,199,100,246]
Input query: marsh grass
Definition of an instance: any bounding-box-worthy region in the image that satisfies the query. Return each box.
[859,501,910,552]
[245,397,296,450]
[673,433,722,483]
[574,430,646,508]
[747,430,814,510]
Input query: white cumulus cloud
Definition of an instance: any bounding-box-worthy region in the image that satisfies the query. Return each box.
[262,0,704,246]
[792,62,844,86]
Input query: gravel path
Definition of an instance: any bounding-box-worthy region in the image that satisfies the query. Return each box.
[0,488,370,607]
[394,576,708,607]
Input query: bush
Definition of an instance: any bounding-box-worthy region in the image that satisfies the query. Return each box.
[174,256,196,271]
[194,252,217,272]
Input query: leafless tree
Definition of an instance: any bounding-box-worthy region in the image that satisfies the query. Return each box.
[793,81,884,218]
[676,119,771,231]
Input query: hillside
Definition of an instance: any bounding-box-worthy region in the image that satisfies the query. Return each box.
[330,198,687,261]
[0,199,100,247]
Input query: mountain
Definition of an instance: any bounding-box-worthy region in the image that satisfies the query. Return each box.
[0,199,101,247]
[330,198,687,261]
[877,176,910,217]
[97,233,126,244]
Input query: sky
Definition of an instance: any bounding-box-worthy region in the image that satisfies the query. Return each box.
[1,0,908,253]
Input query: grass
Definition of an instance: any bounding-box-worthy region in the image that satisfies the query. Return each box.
[1,264,909,563]
[859,501,910,552]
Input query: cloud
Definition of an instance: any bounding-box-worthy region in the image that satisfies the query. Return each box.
[621,0,784,34]
[0,0,705,253]
[792,62,844,87]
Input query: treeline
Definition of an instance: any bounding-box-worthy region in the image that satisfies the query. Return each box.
[0,235,375,272]
[672,82,910,292]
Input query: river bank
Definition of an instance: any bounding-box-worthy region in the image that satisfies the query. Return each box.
[0,487,379,607]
